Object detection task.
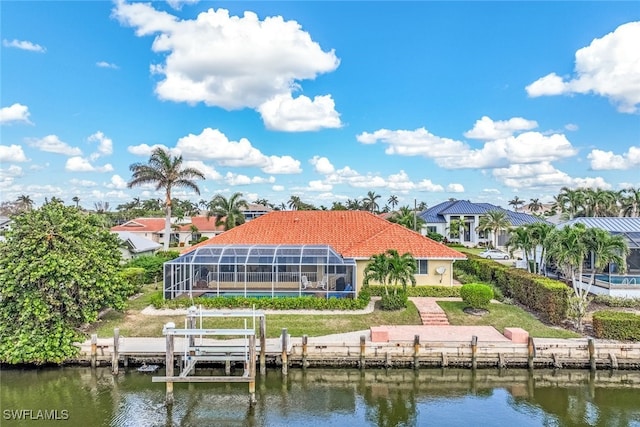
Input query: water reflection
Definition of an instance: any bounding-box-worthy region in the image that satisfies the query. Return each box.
[2,367,640,426]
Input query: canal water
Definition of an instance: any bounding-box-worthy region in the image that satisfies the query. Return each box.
[2,367,640,426]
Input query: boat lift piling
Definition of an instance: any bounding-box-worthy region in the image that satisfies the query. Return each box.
[152,306,265,405]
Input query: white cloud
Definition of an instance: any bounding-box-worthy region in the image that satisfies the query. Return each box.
[176,128,301,174]
[0,103,33,125]
[258,93,341,131]
[464,116,538,140]
[526,21,640,113]
[27,135,82,156]
[492,162,611,190]
[357,128,467,158]
[65,157,114,172]
[183,160,221,180]
[565,123,579,131]
[0,144,28,162]
[307,180,332,192]
[69,178,98,187]
[262,155,302,174]
[588,147,640,170]
[358,127,577,169]
[0,165,23,189]
[127,143,170,156]
[166,0,199,10]
[88,131,113,160]
[96,61,119,69]
[447,183,465,193]
[310,156,335,174]
[2,39,46,52]
[272,185,284,191]
[416,179,444,192]
[224,172,275,185]
[106,175,127,189]
[113,3,341,130]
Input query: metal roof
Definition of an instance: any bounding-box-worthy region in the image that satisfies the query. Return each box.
[558,217,640,233]
[420,200,548,226]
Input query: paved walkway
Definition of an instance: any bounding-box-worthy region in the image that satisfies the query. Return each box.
[410,297,454,326]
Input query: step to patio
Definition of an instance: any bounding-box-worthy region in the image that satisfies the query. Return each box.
[420,314,450,326]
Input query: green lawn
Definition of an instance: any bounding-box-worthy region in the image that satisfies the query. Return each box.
[437,301,580,338]
[88,284,580,339]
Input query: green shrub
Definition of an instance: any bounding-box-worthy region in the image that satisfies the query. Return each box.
[456,254,569,324]
[153,290,371,311]
[427,232,444,242]
[592,310,640,341]
[460,283,493,309]
[125,251,180,284]
[380,292,408,311]
[592,296,640,309]
[118,267,146,296]
[367,285,460,298]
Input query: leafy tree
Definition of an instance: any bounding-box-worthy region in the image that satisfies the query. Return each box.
[621,187,640,217]
[385,249,417,293]
[207,192,249,230]
[546,224,628,331]
[389,206,424,231]
[363,253,390,295]
[128,147,205,251]
[0,201,129,364]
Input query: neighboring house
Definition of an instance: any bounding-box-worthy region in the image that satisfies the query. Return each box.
[0,216,11,232]
[110,217,225,248]
[241,203,272,221]
[420,200,547,248]
[113,231,162,260]
[558,217,640,275]
[164,210,467,299]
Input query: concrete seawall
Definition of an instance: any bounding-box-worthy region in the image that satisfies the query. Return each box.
[73,333,640,371]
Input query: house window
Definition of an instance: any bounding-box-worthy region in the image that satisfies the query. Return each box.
[417,259,428,274]
[426,226,437,234]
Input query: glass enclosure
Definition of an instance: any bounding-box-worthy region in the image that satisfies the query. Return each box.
[164,244,356,299]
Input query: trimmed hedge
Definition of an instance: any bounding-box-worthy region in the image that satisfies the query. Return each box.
[380,292,408,310]
[456,255,570,324]
[460,283,493,309]
[592,310,640,341]
[593,296,640,309]
[367,285,460,298]
[152,288,371,311]
[118,267,146,296]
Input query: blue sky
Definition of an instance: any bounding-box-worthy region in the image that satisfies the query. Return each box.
[1,1,639,211]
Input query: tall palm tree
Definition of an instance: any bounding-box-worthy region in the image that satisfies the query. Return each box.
[508,196,524,212]
[621,187,640,217]
[388,195,399,211]
[362,191,381,213]
[476,210,511,248]
[527,198,543,214]
[288,195,302,211]
[528,222,554,275]
[546,224,628,330]
[346,198,362,210]
[15,194,34,211]
[389,206,425,231]
[506,226,535,272]
[128,147,205,250]
[72,196,80,208]
[447,218,466,243]
[363,253,390,295]
[557,187,584,220]
[93,201,110,213]
[384,249,417,295]
[207,192,249,231]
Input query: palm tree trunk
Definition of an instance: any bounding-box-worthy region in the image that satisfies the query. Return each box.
[164,204,171,251]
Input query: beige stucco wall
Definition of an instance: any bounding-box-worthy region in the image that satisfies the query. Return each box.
[353,259,456,292]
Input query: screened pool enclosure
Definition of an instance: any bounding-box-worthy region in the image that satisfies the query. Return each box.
[164,244,357,299]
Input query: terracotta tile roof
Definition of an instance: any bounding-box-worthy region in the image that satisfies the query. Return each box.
[111,218,166,232]
[183,211,466,260]
[179,216,226,233]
